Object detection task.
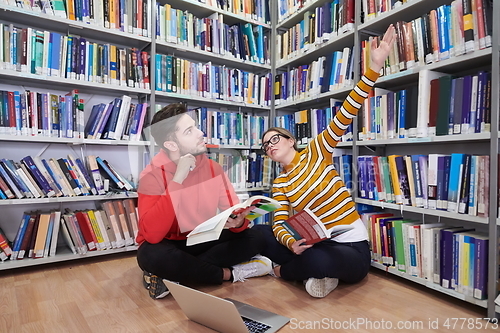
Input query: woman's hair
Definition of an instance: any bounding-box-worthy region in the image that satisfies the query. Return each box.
[150,103,187,148]
[261,127,298,151]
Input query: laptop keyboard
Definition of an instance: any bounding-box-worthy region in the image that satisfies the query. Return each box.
[242,316,271,333]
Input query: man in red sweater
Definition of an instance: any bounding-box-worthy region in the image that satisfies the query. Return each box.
[136,103,272,299]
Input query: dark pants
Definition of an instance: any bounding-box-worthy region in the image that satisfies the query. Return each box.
[137,228,265,285]
[253,224,371,283]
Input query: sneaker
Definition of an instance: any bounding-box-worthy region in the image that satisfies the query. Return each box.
[142,271,151,289]
[148,274,170,299]
[232,255,273,282]
[304,277,339,298]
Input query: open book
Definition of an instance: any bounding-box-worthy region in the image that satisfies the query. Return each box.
[186,195,281,246]
[280,208,354,245]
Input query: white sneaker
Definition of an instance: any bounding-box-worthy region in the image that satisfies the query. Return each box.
[304,277,339,298]
[232,255,273,282]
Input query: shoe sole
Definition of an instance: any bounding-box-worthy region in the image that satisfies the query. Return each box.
[305,278,339,298]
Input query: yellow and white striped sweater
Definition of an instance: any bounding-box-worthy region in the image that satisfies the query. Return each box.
[272,69,379,250]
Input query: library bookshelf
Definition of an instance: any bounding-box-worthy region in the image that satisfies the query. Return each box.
[273,0,499,318]
[0,0,272,269]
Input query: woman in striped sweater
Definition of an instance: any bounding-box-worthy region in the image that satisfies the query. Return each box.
[255,25,396,298]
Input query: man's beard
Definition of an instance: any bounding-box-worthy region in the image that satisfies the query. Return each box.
[178,143,207,156]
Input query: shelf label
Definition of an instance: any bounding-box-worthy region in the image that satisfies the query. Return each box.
[408,137,432,143]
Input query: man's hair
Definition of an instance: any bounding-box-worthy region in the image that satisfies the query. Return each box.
[150,103,187,148]
[261,127,298,151]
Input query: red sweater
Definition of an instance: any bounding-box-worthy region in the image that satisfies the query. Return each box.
[136,150,241,244]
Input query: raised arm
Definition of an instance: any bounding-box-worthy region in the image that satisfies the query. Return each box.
[307,25,396,159]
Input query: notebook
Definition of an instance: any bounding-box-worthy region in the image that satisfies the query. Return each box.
[164,280,290,333]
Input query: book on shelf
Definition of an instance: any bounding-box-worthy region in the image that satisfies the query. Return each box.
[0,227,13,259]
[113,200,135,246]
[62,212,87,255]
[73,210,97,251]
[280,208,355,246]
[33,212,51,258]
[101,201,126,248]
[186,195,282,246]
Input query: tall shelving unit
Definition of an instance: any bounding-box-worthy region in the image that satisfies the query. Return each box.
[272,0,499,318]
[0,0,273,269]
[148,0,274,194]
[0,2,151,270]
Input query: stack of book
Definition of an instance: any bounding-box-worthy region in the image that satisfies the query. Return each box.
[274,100,354,144]
[358,70,492,141]
[0,199,139,261]
[0,89,85,138]
[85,97,148,141]
[362,211,489,300]
[357,153,490,218]
[0,155,134,200]
[277,0,355,62]
[154,56,272,106]
[188,107,268,146]
[0,0,152,37]
[0,24,150,89]
[157,6,270,65]
[274,47,354,105]
[204,0,270,24]
[361,1,493,76]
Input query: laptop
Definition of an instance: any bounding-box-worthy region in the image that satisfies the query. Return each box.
[164,280,290,333]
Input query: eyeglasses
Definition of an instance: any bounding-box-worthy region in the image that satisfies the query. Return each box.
[261,134,289,152]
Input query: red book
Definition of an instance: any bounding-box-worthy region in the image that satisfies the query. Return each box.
[0,229,12,257]
[74,211,97,251]
[281,209,354,245]
[141,51,150,89]
[368,213,393,261]
[371,156,384,201]
[428,78,441,134]
[7,91,16,131]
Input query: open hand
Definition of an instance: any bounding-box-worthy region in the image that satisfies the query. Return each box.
[370,24,396,73]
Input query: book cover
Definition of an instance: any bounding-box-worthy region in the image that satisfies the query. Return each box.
[280,208,354,246]
[33,212,51,259]
[473,233,489,299]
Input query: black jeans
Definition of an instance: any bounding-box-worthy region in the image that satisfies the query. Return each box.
[137,228,265,285]
[254,224,371,283]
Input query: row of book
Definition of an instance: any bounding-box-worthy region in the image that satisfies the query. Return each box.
[274,100,354,144]
[278,0,316,23]
[207,151,272,190]
[154,56,273,106]
[332,153,353,192]
[202,0,270,24]
[361,1,493,77]
[0,24,150,89]
[277,0,354,62]
[0,89,148,141]
[188,107,268,146]
[156,6,270,65]
[0,0,152,37]
[360,0,405,23]
[357,154,490,217]
[0,154,134,200]
[359,70,492,141]
[0,199,139,261]
[85,96,148,141]
[274,47,354,105]
[0,89,83,138]
[361,211,489,300]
